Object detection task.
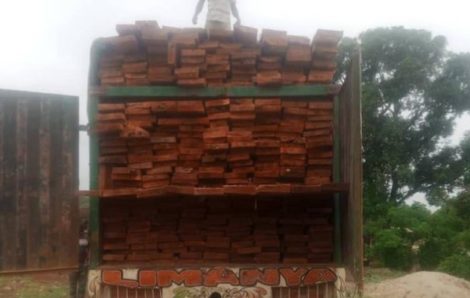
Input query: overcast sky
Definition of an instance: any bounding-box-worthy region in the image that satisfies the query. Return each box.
[0,0,469,190]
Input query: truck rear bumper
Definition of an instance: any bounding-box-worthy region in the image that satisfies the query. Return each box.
[86,266,347,298]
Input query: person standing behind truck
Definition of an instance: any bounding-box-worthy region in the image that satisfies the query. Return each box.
[192,0,241,31]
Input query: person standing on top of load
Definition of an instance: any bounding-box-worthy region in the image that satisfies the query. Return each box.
[192,0,241,31]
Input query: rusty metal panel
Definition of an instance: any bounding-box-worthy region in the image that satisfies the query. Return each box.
[103,285,162,298]
[338,48,363,292]
[0,89,79,272]
[272,283,336,298]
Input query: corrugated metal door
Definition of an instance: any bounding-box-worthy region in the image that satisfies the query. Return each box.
[0,89,79,272]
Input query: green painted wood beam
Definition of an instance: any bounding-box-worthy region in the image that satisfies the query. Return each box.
[88,95,101,269]
[228,85,339,97]
[90,84,340,99]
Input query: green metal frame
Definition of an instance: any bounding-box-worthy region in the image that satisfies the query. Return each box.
[91,84,340,99]
[88,99,100,268]
[88,41,102,269]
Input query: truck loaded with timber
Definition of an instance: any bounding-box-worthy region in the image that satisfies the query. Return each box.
[86,21,363,298]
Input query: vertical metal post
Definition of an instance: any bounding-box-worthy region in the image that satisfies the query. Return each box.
[87,41,102,269]
[88,97,100,268]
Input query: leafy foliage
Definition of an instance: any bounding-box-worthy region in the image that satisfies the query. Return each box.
[338,27,470,213]
[417,204,465,269]
[368,197,470,275]
[438,254,470,280]
[337,27,470,276]
[453,189,470,224]
[368,203,431,270]
[371,228,413,270]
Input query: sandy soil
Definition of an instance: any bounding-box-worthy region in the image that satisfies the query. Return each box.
[365,271,470,298]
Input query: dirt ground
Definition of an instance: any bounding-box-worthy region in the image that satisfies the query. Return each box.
[1,269,470,298]
[365,269,470,298]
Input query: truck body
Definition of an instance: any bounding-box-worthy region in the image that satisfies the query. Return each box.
[86,25,363,298]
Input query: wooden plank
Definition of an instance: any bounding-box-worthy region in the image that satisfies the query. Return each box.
[0,266,78,275]
[350,49,364,293]
[60,98,79,267]
[338,49,363,292]
[25,100,41,269]
[38,99,52,269]
[15,99,28,269]
[48,100,63,268]
[1,98,18,270]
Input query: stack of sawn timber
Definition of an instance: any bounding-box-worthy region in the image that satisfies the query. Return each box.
[96,98,334,198]
[101,198,334,265]
[97,21,342,87]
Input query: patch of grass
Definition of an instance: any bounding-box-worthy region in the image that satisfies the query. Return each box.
[364,267,407,283]
[0,276,18,297]
[16,278,68,298]
[17,285,68,298]
[0,276,68,298]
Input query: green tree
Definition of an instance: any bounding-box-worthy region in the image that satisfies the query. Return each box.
[454,192,470,225]
[369,203,431,270]
[438,254,470,280]
[337,27,470,271]
[372,228,413,270]
[338,27,470,217]
[433,189,470,279]
[418,205,464,269]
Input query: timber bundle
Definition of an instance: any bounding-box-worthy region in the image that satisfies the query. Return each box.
[95,21,343,265]
[97,21,342,87]
[94,22,345,198]
[101,198,333,264]
[96,98,335,198]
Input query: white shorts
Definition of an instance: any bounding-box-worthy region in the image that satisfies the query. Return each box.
[206,20,231,31]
